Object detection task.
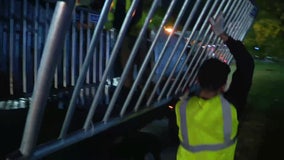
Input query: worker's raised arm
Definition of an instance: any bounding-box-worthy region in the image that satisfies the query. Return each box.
[210,13,255,117]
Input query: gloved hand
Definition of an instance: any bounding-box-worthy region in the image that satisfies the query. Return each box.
[209,13,225,36]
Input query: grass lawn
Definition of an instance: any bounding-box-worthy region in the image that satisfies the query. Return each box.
[248,60,284,112]
[232,59,284,160]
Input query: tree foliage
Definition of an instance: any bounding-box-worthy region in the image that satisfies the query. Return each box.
[244,0,284,58]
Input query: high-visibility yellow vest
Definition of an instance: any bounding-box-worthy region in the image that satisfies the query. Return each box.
[175,95,238,160]
[105,0,132,30]
[105,0,156,36]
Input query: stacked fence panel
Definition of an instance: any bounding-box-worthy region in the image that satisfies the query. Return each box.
[1,0,258,159]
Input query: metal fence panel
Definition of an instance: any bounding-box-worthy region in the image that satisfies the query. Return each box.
[1,0,257,159]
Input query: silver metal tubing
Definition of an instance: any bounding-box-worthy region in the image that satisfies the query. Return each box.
[227,0,246,38]
[9,0,14,95]
[106,30,111,81]
[34,0,39,87]
[166,0,215,97]
[211,0,237,45]
[181,33,215,92]
[226,0,244,37]
[235,3,252,39]
[99,32,103,81]
[20,1,75,156]
[22,0,28,93]
[162,0,227,100]
[54,66,59,88]
[71,11,77,86]
[143,12,189,105]
[103,0,159,122]
[177,0,223,94]
[126,0,178,113]
[146,0,195,105]
[86,12,91,84]
[232,1,249,39]
[31,103,164,159]
[223,0,242,36]
[93,37,97,83]
[237,3,253,40]
[240,16,253,40]
[63,32,68,87]
[79,10,84,72]
[83,0,141,126]
[155,0,202,101]
[59,0,113,137]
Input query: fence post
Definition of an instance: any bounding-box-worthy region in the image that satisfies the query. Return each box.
[18,1,75,158]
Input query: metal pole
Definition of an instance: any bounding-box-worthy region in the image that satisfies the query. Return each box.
[83,0,140,128]
[161,0,231,100]
[156,0,203,101]
[179,0,224,93]
[22,0,28,93]
[103,0,159,121]
[146,0,196,105]
[34,0,39,87]
[79,10,84,73]
[71,11,77,86]
[232,1,249,39]
[60,0,113,137]
[86,11,91,84]
[225,0,244,37]
[120,0,179,113]
[9,0,15,95]
[165,0,215,97]
[20,1,75,157]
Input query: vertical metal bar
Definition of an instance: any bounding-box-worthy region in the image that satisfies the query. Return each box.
[54,66,59,88]
[161,0,232,100]
[179,0,225,93]
[22,0,28,93]
[60,0,113,137]
[34,0,39,86]
[119,0,178,113]
[156,0,203,101]
[103,0,159,121]
[236,4,252,39]
[166,0,215,97]
[92,40,97,83]
[240,16,253,40]
[146,0,195,105]
[86,12,91,84]
[209,0,236,46]
[83,0,141,128]
[106,30,111,80]
[229,0,247,39]
[79,10,84,72]
[63,32,68,87]
[236,3,253,40]
[185,10,238,90]
[225,0,244,36]
[71,11,76,86]
[99,31,103,81]
[9,0,14,95]
[227,0,245,38]
[20,1,75,157]
[222,1,240,39]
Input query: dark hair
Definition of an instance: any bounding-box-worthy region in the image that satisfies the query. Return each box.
[197,58,231,91]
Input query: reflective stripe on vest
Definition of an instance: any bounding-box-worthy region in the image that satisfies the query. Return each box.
[179,95,237,152]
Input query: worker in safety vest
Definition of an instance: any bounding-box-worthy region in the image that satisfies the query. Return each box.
[175,13,254,160]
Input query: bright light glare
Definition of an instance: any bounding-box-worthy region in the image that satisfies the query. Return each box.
[164,27,174,34]
[168,105,174,110]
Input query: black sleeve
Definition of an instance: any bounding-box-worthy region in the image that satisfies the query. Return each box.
[224,37,254,117]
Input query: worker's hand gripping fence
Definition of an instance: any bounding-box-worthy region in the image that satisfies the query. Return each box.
[2,0,257,159]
